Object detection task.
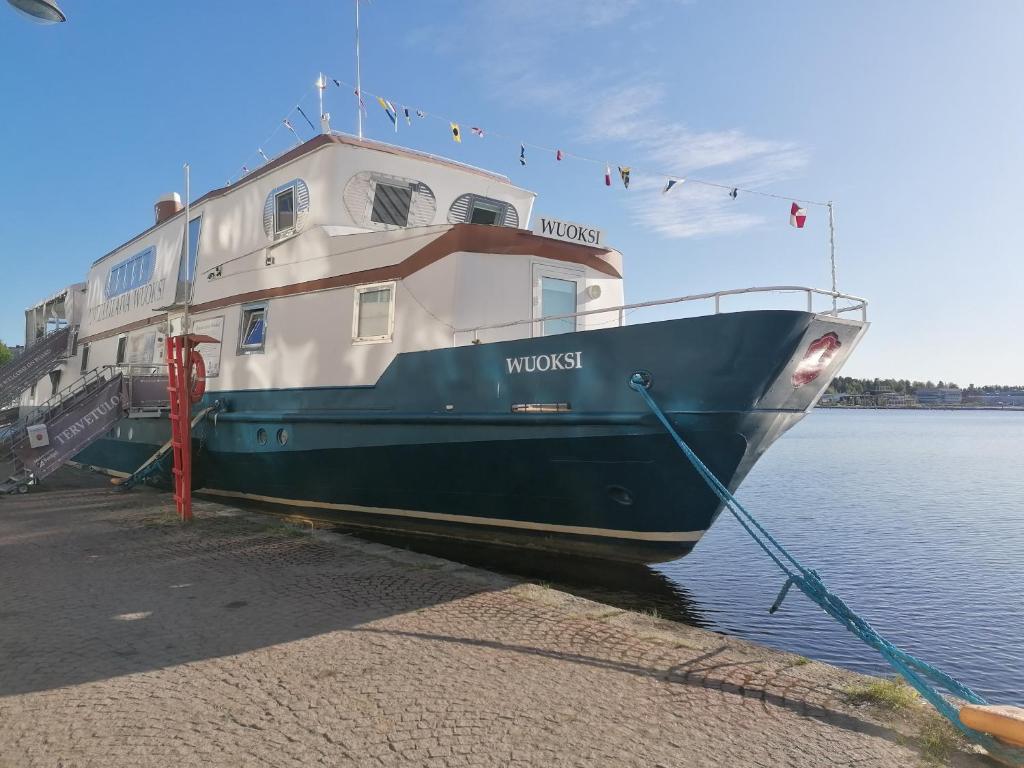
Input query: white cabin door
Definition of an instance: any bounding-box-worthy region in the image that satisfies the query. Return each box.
[532,263,582,337]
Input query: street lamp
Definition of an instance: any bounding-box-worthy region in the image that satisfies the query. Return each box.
[6,0,66,23]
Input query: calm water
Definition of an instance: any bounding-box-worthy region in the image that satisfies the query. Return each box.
[658,409,1024,702]
[336,409,1024,703]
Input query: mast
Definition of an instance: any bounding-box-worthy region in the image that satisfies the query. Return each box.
[827,201,838,316]
[318,71,324,124]
[182,161,191,347]
[355,0,363,139]
[317,72,330,134]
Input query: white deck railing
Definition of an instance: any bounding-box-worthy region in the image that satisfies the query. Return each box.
[455,285,868,344]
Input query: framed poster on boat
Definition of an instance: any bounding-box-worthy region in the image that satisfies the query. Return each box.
[126,329,157,364]
[191,315,224,378]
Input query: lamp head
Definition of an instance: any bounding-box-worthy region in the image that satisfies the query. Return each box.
[6,0,67,24]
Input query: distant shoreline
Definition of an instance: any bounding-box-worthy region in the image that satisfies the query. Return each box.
[817,404,1024,412]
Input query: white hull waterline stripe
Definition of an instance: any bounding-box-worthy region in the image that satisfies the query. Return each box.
[197,487,705,543]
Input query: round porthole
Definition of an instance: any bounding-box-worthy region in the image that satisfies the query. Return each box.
[607,485,634,506]
[256,428,268,446]
[276,428,289,446]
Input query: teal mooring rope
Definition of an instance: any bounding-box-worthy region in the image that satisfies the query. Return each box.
[628,373,1023,763]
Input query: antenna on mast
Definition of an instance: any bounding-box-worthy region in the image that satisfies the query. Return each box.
[354,0,363,139]
[316,72,330,134]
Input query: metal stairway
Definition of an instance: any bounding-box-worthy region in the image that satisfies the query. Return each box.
[0,367,126,495]
[0,326,72,407]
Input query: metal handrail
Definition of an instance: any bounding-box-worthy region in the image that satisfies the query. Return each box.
[118,363,171,414]
[455,285,868,342]
[14,363,169,428]
[17,366,120,430]
[114,362,169,377]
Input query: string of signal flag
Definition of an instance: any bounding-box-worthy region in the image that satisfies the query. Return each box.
[232,75,829,230]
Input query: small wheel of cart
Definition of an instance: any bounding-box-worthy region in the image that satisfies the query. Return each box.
[16,483,30,495]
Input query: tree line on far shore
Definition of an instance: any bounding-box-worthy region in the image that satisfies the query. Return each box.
[827,377,1022,395]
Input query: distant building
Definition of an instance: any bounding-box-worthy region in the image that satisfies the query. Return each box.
[837,393,873,406]
[855,386,914,408]
[967,391,1024,407]
[875,392,914,407]
[915,387,962,405]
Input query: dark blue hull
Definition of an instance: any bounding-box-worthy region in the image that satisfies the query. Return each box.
[75,310,866,562]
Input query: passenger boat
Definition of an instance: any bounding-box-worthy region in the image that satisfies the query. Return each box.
[7,129,868,563]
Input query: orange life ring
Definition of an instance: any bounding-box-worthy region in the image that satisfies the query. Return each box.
[189,351,206,404]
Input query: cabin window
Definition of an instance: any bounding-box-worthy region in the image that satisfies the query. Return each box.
[49,370,62,394]
[104,246,156,299]
[353,283,395,343]
[275,189,295,233]
[80,344,90,373]
[540,276,578,336]
[178,216,203,285]
[447,194,520,228]
[70,327,79,357]
[370,182,413,227]
[344,172,437,230]
[469,199,502,225]
[238,303,268,354]
[115,335,128,365]
[263,179,309,240]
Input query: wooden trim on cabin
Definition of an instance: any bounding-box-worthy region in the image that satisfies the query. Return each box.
[79,224,620,343]
[79,313,167,345]
[188,224,620,315]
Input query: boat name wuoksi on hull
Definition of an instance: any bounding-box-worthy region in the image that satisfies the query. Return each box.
[5,129,868,563]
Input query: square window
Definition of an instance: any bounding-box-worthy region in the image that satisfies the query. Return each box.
[370,183,413,227]
[354,284,394,342]
[80,344,90,373]
[115,335,127,365]
[275,189,295,233]
[238,304,268,354]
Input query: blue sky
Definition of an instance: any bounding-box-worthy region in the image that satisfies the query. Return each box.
[1,0,1021,384]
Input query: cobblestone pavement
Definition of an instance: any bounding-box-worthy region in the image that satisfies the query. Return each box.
[0,469,988,767]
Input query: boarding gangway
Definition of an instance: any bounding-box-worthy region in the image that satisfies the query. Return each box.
[0,327,73,408]
[0,367,128,495]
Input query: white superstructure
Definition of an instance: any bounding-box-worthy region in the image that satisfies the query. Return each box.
[24,133,624,404]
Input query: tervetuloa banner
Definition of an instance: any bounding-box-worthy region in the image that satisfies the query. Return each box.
[16,376,126,481]
[532,215,604,247]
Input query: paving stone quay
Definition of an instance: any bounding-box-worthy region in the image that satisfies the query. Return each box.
[0,468,987,767]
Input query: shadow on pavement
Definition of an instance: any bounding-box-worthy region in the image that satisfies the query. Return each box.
[0,468,498,697]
